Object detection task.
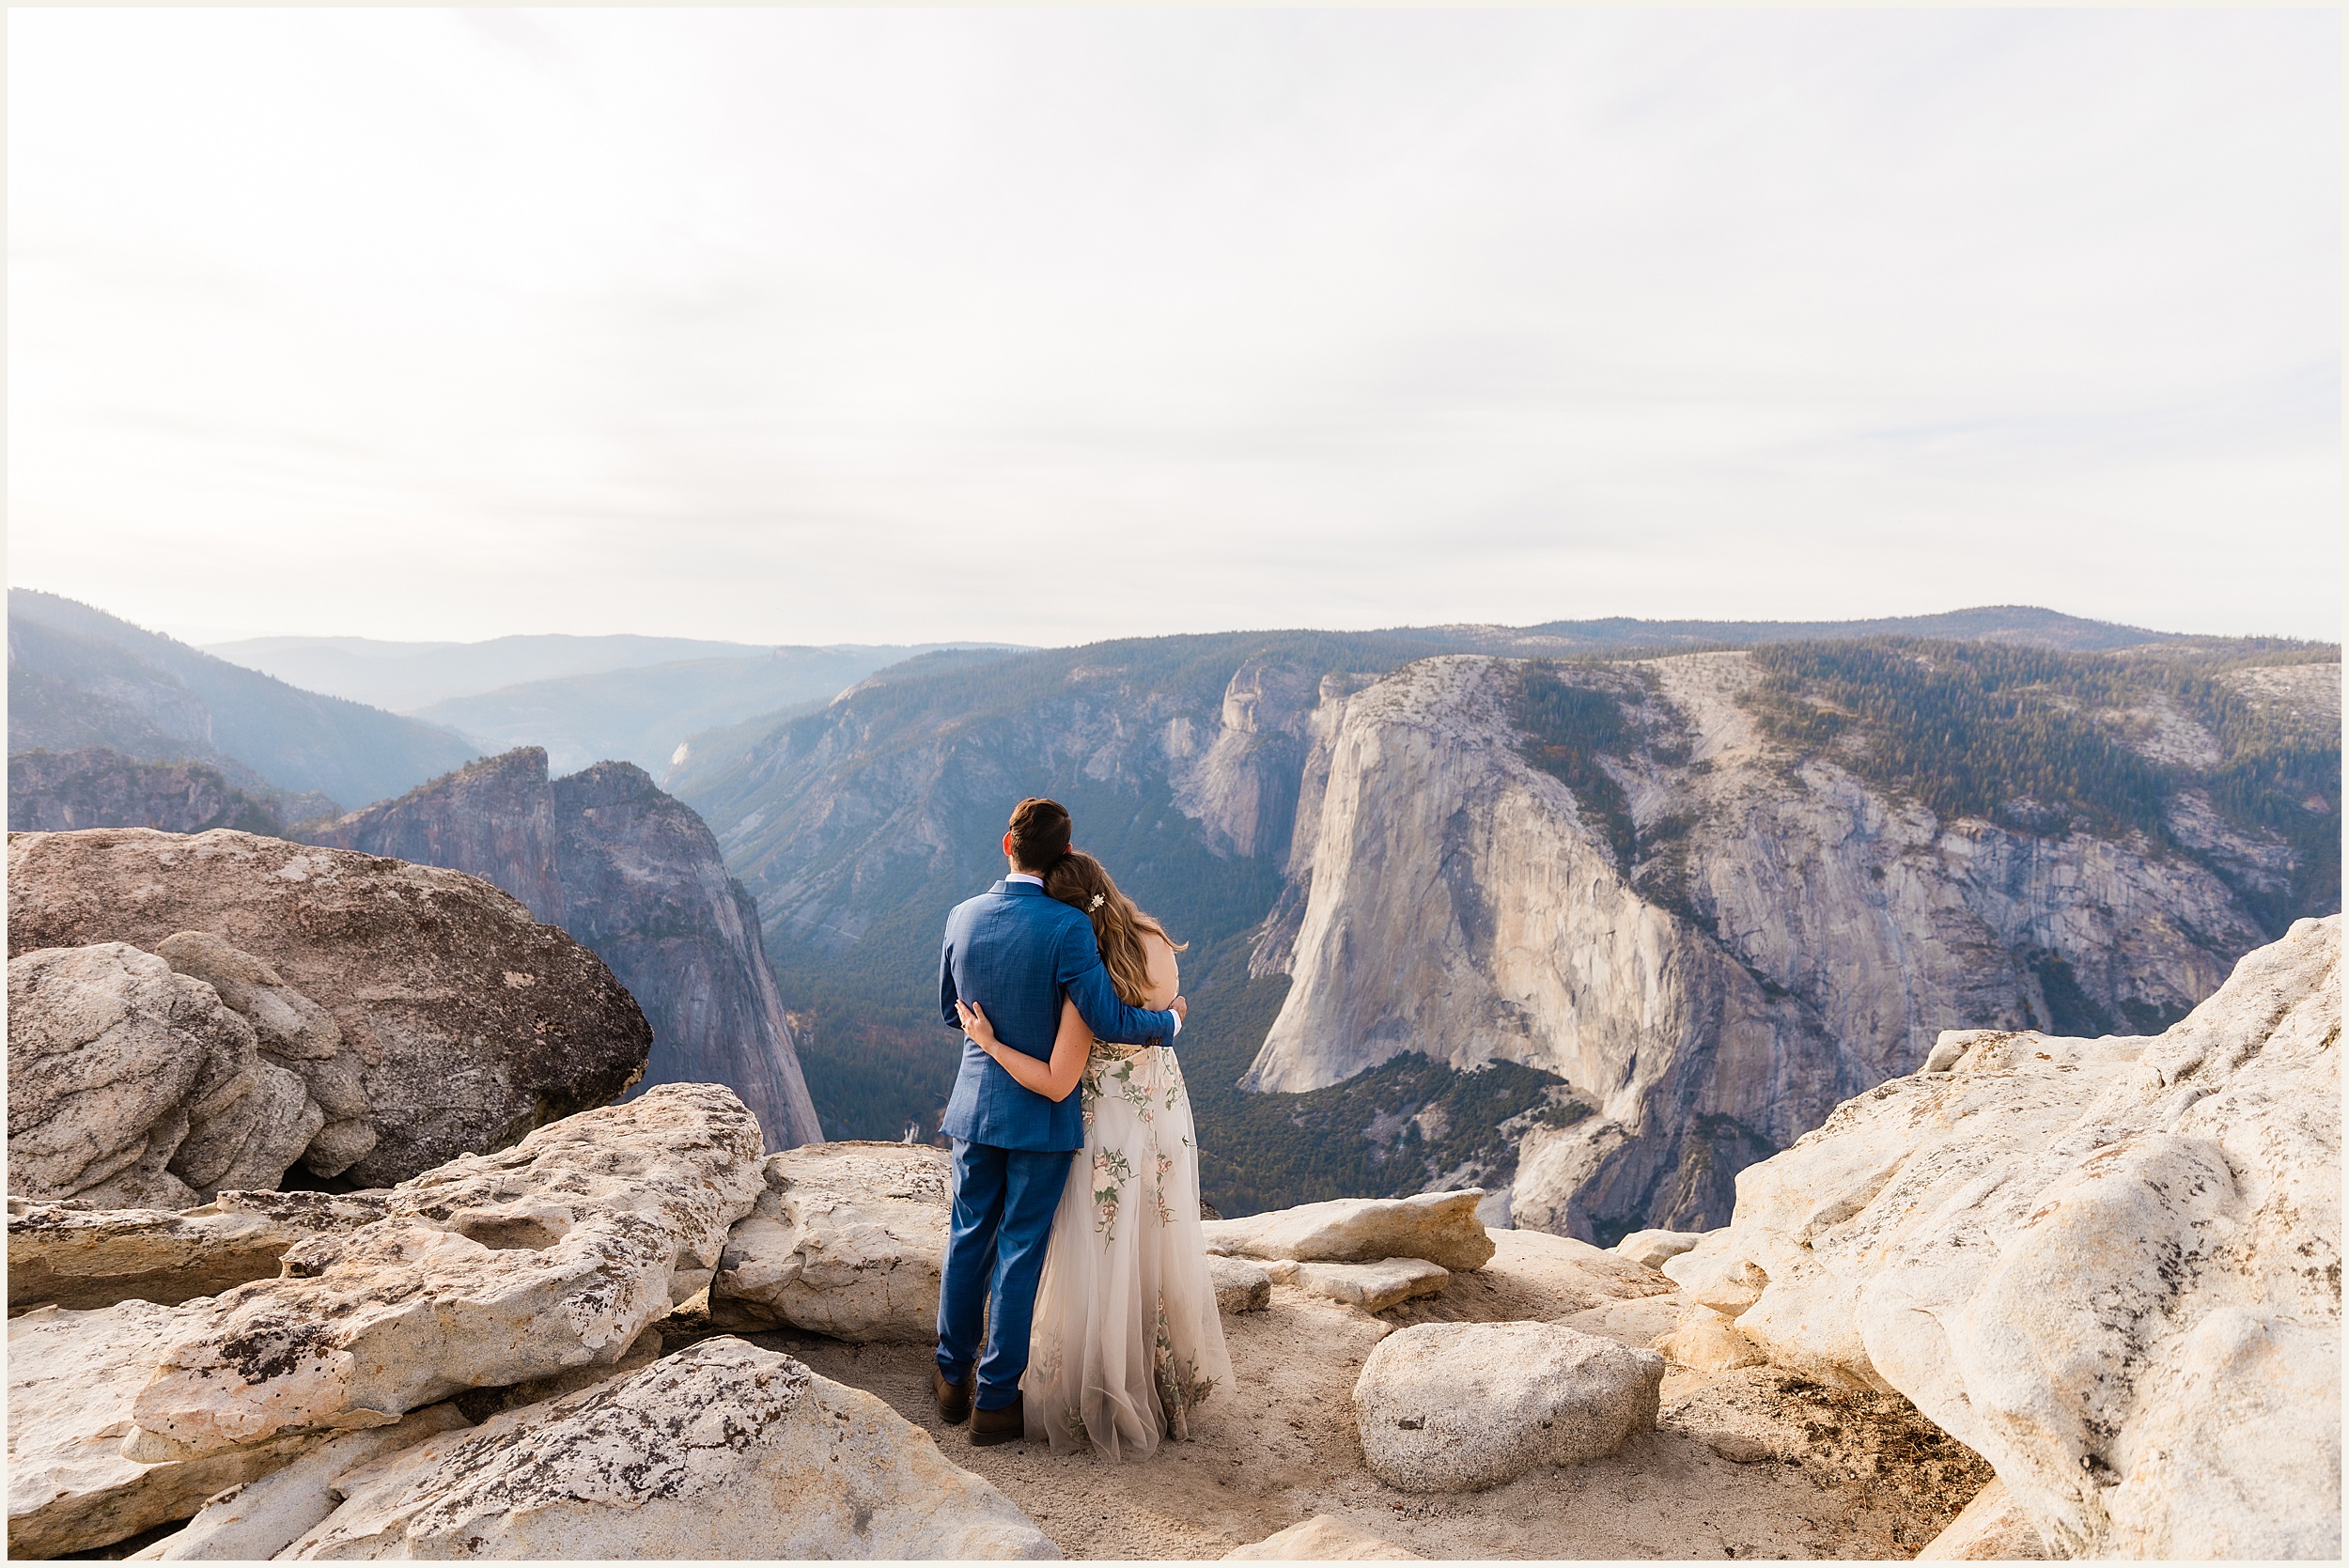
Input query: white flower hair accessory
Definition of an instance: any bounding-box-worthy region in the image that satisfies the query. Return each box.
[1087,893,1105,911]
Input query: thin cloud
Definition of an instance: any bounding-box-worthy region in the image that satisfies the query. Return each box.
[7,8,2339,646]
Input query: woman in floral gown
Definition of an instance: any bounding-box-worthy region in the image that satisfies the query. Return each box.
[953,849,1234,1460]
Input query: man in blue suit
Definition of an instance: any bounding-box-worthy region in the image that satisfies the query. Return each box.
[933,796,1184,1444]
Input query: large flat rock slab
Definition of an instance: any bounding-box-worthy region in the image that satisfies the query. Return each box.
[124,1082,766,1466]
[1202,1190,1496,1272]
[1668,915,2341,1560]
[711,1141,951,1342]
[7,828,652,1188]
[279,1337,1057,1559]
[1268,1257,1449,1313]
[8,1190,388,1313]
[10,1086,763,1557]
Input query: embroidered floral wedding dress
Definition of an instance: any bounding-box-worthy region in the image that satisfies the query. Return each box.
[1021,1037,1234,1458]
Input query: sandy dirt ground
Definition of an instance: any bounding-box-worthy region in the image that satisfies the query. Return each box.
[674,1229,1991,1560]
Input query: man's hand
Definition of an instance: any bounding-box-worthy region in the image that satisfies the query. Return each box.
[1172,995,1188,1022]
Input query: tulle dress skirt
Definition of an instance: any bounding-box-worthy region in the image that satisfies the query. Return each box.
[1021,1040,1234,1459]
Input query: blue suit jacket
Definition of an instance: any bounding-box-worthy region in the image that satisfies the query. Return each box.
[938,879,1180,1152]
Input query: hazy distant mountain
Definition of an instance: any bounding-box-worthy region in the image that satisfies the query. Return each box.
[202,632,779,712]
[9,592,478,809]
[1436,604,2181,654]
[412,645,1010,778]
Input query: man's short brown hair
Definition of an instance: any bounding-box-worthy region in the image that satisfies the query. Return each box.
[1006,797,1072,871]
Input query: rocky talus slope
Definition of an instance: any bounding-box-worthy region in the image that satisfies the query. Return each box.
[1247,652,2325,1237]
[310,748,822,1150]
[8,828,650,1188]
[1664,914,2341,1559]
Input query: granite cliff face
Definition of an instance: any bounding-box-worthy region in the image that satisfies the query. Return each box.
[8,748,333,837]
[310,749,822,1151]
[1248,651,2331,1238]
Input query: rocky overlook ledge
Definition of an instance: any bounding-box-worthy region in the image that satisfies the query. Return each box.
[6,829,2336,1559]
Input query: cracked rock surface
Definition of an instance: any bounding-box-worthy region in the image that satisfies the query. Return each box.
[122,1082,767,1466]
[1664,914,2341,1559]
[8,1189,388,1312]
[280,1337,1057,1560]
[7,942,321,1210]
[7,1298,320,1560]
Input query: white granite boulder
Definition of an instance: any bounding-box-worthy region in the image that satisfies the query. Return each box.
[8,828,654,1188]
[1207,1254,1272,1314]
[1914,1478,2051,1560]
[7,943,320,1209]
[711,1141,951,1342]
[1350,1321,1664,1492]
[1202,1189,1495,1272]
[122,1083,764,1467]
[8,1189,388,1312]
[1611,1228,1704,1269]
[1654,1303,1766,1374]
[1672,915,2341,1560]
[278,1337,1058,1559]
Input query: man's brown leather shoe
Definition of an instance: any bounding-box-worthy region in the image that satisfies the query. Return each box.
[970,1394,1026,1446]
[932,1365,972,1425]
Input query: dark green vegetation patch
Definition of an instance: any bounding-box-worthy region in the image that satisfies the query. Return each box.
[1743,637,2340,936]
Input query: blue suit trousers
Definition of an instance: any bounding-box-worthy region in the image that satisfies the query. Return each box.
[936,1139,1074,1409]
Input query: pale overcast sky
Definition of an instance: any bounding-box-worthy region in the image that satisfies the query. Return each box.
[8,8,2340,647]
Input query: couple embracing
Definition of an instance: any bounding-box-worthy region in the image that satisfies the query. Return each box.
[932,796,1234,1458]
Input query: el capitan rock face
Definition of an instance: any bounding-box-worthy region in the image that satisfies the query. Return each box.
[1248,653,2311,1238]
[310,749,822,1151]
[6,828,651,1188]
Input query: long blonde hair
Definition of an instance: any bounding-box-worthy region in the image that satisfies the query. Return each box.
[1045,849,1187,1007]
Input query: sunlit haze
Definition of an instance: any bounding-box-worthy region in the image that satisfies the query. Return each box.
[8,8,2341,648]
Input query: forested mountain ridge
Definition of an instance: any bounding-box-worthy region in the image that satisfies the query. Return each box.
[672,607,2338,1222]
[8,592,478,810]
